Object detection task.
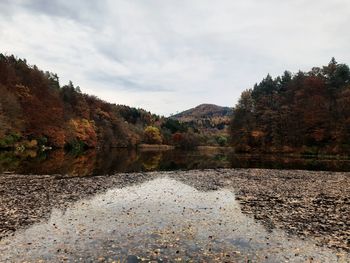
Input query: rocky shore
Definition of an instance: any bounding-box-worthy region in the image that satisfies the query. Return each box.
[0,169,349,258]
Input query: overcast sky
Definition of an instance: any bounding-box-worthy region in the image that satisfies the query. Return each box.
[1,0,349,116]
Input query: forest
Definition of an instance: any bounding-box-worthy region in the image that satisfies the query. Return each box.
[0,54,206,151]
[230,58,350,154]
[3,54,350,154]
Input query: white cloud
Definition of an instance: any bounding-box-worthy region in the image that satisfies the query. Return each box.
[1,0,350,115]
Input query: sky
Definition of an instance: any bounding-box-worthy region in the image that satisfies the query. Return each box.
[1,0,350,116]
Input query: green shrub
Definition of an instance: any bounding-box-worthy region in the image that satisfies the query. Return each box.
[216,136,228,146]
[0,133,21,148]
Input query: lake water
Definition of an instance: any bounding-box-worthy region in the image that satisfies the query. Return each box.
[0,148,349,261]
[1,147,350,176]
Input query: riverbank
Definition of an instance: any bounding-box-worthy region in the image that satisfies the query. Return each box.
[0,169,349,261]
[137,144,175,151]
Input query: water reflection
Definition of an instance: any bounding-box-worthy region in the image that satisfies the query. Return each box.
[1,148,350,176]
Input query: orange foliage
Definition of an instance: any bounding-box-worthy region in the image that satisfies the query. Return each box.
[68,119,97,147]
[251,130,264,138]
[231,58,350,153]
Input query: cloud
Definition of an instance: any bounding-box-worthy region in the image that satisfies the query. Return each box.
[0,0,11,12]
[17,0,106,27]
[1,0,350,115]
[90,71,172,92]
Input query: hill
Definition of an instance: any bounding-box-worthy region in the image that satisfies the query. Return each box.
[0,54,163,150]
[0,54,228,151]
[170,104,232,146]
[172,104,232,122]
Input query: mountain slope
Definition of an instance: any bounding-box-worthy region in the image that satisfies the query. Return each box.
[170,104,232,143]
[172,104,233,122]
[0,54,160,149]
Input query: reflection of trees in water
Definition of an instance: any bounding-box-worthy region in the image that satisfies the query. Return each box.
[0,150,47,174]
[0,150,98,176]
[0,148,234,175]
[140,151,163,171]
[70,151,97,176]
[93,149,141,174]
[12,150,97,177]
[1,149,350,175]
[0,152,21,172]
[156,149,231,171]
[229,154,350,171]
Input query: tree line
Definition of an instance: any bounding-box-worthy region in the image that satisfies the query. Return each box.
[230,58,350,154]
[0,54,214,151]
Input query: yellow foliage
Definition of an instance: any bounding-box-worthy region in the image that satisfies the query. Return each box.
[143,126,162,144]
[26,139,38,148]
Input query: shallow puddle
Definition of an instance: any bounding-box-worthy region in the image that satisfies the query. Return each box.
[0,177,347,262]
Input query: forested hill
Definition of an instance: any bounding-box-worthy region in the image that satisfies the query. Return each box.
[230,58,350,154]
[172,104,232,122]
[171,104,232,145]
[0,54,160,149]
[171,104,232,131]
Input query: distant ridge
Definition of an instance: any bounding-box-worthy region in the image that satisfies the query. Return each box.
[171,104,233,122]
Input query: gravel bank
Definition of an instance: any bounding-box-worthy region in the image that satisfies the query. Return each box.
[0,169,349,255]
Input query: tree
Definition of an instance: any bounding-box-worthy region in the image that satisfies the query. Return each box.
[216,136,228,146]
[172,131,199,149]
[230,58,350,154]
[143,126,162,144]
[230,89,256,151]
[0,53,161,149]
[161,118,187,133]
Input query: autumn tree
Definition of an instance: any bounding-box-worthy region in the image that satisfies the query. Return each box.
[0,53,162,149]
[143,126,163,144]
[230,58,350,154]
